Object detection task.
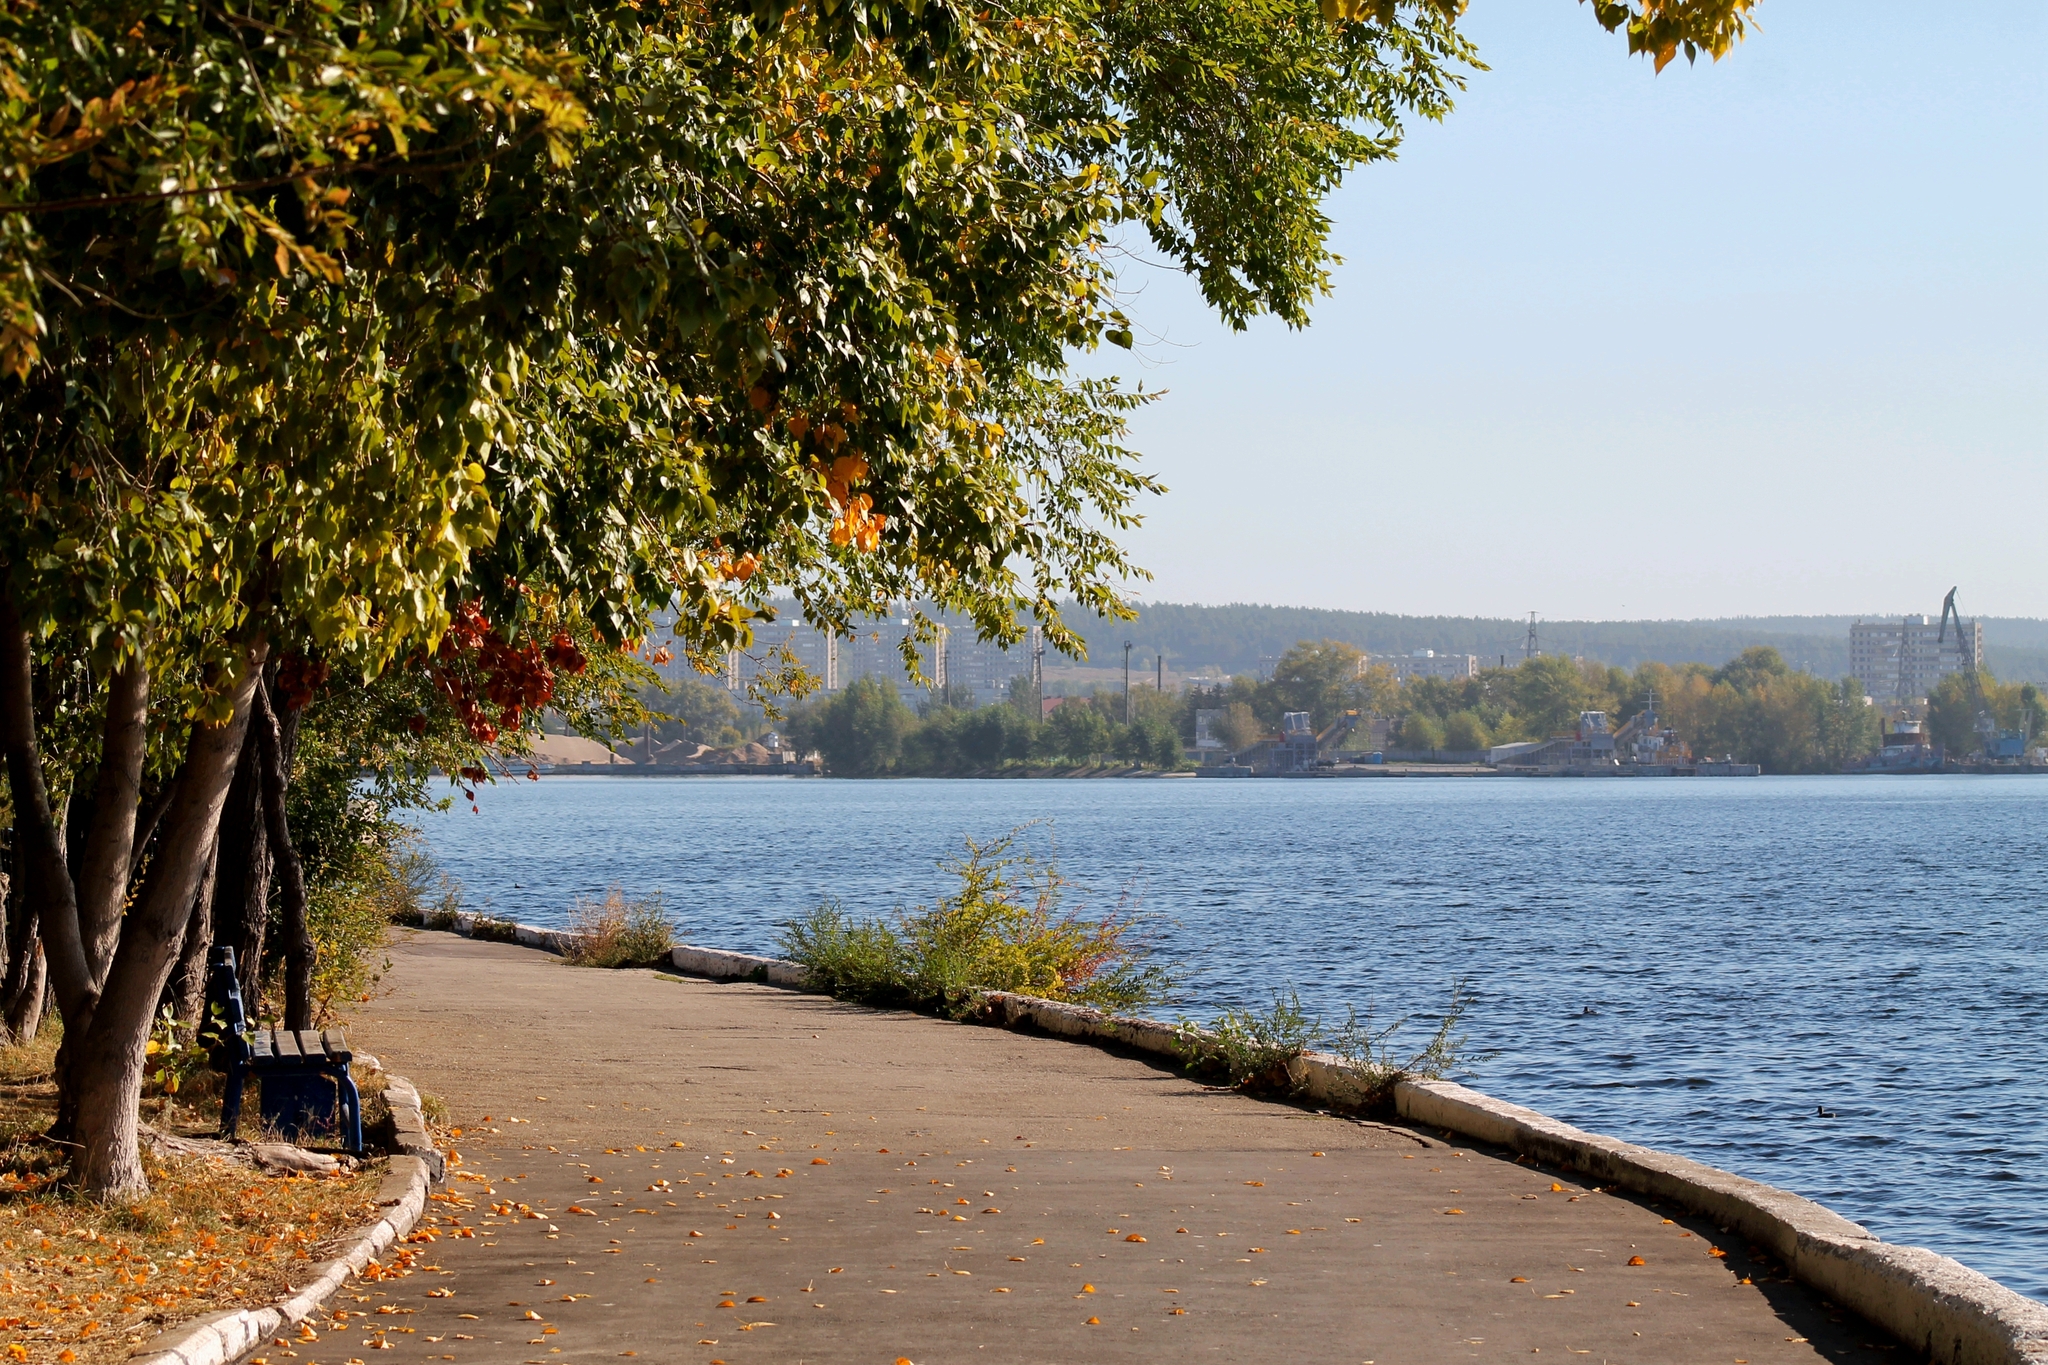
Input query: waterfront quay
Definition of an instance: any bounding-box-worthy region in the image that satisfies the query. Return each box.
[353,932,1908,1363]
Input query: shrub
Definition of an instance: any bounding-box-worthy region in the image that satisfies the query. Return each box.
[564,888,678,968]
[1177,989,1315,1089]
[1322,980,1474,1106]
[468,916,522,944]
[779,904,901,1000]
[1177,980,1473,1106]
[779,828,1170,1015]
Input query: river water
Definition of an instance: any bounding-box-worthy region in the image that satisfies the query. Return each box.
[413,773,2047,1300]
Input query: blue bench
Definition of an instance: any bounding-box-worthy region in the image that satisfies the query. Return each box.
[206,947,363,1153]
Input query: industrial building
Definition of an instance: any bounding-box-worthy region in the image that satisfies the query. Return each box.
[1380,650,1480,682]
[1850,614,1981,702]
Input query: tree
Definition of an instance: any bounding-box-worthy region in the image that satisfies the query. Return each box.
[1135,718,1187,769]
[1213,703,1266,755]
[1925,672,1986,758]
[1443,710,1491,751]
[1815,678,1879,771]
[802,678,913,777]
[1579,0,1759,72]
[2017,684,2046,746]
[958,705,1037,771]
[1400,712,1446,751]
[1048,701,1115,765]
[1514,657,1590,738]
[2,0,1760,1197]
[1714,646,1792,694]
[1268,640,1366,728]
[640,678,744,750]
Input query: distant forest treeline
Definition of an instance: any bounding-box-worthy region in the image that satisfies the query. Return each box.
[1052,604,2048,684]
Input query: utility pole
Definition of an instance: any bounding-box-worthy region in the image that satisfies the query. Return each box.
[1157,653,1164,692]
[1523,612,1539,662]
[1029,624,1044,708]
[1124,641,1134,723]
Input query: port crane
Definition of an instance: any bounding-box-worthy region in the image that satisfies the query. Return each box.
[1937,587,2002,758]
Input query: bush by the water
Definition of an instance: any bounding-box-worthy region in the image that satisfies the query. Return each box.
[565,888,678,967]
[1179,981,1473,1106]
[779,829,1169,1014]
[1184,989,1318,1091]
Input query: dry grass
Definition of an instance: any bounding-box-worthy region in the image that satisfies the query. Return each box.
[563,887,676,968]
[0,1031,385,1365]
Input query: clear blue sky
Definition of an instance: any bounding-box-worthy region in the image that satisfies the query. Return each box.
[1098,0,2045,621]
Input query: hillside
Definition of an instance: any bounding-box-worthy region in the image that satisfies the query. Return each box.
[1058,604,2048,686]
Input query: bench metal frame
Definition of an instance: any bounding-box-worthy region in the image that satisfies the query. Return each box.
[205,947,363,1153]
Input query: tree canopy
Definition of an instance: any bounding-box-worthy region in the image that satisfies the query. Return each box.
[0,0,1762,1197]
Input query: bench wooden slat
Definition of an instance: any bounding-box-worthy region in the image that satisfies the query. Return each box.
[273,1029,301,1060]
[319,1029,351,1061]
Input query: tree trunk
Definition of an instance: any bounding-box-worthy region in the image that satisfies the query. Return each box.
[0,584,90,1026]
[70,648,263,1199]
[3,937,44,1047]
[164,839,218,1042]
[75,657,150,992]
[2,869,46,1047]
[211,722,270,1007]
[252,680,315,1029]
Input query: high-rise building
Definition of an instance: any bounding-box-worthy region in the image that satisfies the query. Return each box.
[649,610,1032,707]
[1849,615,1981,702]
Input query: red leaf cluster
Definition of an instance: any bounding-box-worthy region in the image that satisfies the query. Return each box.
[274,652,331,711]
[421,604,587,744]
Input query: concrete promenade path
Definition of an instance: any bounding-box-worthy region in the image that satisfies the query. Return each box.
[338,932,1908,1365]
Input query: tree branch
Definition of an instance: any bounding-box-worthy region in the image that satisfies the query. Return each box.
[252,677,315,1030]
[0,577,89,1022]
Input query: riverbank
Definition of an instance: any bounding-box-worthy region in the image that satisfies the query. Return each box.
[354,931,1916,1363]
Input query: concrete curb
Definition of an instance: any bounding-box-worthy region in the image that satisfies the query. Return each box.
[668,943,808,988]
[423,918,2048,1363]
[126,1078,439,1365]
[446,912,810,987]
[1383,1077,2048,1365]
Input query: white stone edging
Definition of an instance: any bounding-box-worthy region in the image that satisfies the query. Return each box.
[127,1078,439,1365]
[1385,1075,2048,1365]
[431,916,2048,1364]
